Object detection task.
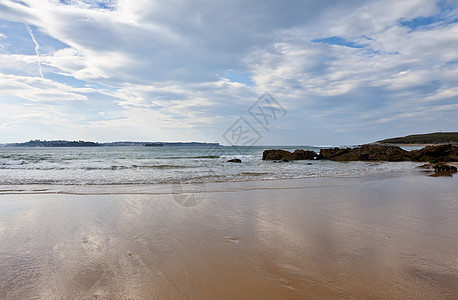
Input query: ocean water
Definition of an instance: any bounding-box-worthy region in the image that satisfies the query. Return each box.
[0,145,421,187]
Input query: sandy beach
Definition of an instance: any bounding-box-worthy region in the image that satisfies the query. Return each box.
[0,173,457,299]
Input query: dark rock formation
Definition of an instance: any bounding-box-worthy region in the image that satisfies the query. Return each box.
[434,165,457,172]
[262,149,289,160]
[291,150,318,160]
[320,144,457,162]
[263,144,458,163]
[319,145,411,161]
[227,158,242,163]
[410,144,458,162]
[262,149,317,161]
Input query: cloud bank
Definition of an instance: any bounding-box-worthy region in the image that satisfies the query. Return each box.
[0,0,457,144]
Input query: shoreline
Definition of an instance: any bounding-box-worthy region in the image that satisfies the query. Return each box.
[1,174,457,298]
[0,165,423,196]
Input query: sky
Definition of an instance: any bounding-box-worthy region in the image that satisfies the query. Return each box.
[0,0,457,145]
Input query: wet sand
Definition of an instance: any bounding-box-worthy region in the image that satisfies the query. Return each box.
[0,174,457,299]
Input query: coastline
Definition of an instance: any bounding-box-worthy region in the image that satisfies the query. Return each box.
[1,173,457,298]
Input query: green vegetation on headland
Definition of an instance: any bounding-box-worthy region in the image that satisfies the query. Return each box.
[375,132,458,145]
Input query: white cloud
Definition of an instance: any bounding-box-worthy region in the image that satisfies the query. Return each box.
[424,87,458,101]
[0,32,5,50]
[0,73,93,101]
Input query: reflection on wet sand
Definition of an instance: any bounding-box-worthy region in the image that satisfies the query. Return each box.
[0,175,457,299]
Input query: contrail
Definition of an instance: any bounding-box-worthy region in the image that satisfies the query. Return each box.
[26,25,44,78]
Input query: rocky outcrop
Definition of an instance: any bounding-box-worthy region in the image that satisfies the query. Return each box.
[290,150,317,160]
[262,149,317,161]
[227,158,242,163]
[410,144,458,162]
[262,149,289,160]
[319,145,411,161]
[434,165,457,172]
[262,144,458,162]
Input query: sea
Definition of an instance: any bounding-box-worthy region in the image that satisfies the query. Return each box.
[0,145,422,193]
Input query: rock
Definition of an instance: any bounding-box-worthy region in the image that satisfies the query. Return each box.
[319,147,350,160]
[434,165,457,172]
[263,149,287,160]
[319,145,411,161]
[410,144,458,162]
[262,149,317,161]
[431,163,458,176]
[291,149,317,160]
[227,158,242,163]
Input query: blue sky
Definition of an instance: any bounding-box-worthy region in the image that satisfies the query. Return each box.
[0,0,457,145]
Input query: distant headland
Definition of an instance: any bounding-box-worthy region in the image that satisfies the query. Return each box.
[5,140,101,147]
[374,132,458,146]
[2,140,220,147]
